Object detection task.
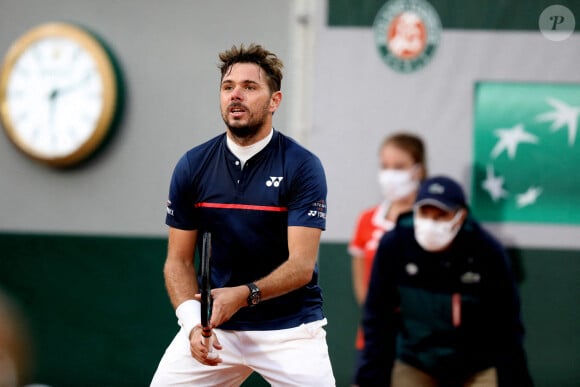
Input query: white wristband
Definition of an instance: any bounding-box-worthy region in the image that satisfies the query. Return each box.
[175,299,201,337]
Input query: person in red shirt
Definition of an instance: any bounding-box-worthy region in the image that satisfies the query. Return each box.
[348,132,427,377]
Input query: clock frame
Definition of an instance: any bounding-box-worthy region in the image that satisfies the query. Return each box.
[0,22,122,167]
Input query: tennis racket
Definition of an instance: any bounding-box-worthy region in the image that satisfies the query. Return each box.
[199,232,216,358]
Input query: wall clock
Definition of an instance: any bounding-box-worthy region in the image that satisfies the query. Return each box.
[0,22,122,167]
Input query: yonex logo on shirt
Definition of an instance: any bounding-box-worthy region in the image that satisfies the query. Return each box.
[266,176,284,187]
[308,209,326,219]
[166,200,174,216]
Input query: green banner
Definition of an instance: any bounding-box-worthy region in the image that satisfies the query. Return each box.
[472,82,580,225]
[328,0,580,29]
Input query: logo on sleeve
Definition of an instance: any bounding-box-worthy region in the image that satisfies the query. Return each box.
[308,200,327,219]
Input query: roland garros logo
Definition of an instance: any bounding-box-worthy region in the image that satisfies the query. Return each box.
[373,0,441,73]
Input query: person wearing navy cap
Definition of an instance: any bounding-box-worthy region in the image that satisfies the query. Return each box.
[355,175,533,387]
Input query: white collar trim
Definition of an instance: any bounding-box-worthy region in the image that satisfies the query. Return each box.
[227,129,273,168]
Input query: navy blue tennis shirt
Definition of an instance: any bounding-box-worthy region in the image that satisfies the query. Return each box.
[166,129,328,331]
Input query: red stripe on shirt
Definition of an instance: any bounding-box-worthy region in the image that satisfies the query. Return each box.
[195,202,288,212]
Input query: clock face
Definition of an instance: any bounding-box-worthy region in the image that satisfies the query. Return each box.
[0,23,119,167]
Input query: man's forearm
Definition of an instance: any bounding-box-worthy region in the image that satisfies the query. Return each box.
[164,258,198,309]
[252,226,321,302]
[254,257,314,302]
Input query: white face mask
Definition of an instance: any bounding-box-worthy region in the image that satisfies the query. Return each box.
[413,210,464,252]
[377,167,419,202]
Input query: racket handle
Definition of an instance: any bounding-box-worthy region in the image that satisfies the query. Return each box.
[201,328,218,359]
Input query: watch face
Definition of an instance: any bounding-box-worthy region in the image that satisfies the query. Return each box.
[247,283,261,306]
[0,23,119,167]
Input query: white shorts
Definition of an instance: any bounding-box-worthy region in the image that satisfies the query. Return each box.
[150,319,335,387]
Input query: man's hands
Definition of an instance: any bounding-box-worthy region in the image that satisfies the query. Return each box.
[189,285,249,365]
[194,285,249,328]
[188,325,222,366]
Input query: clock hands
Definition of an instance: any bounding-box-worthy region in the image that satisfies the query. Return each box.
[47,71,92,127]
[48,89,58,151]
[49,72,92,100]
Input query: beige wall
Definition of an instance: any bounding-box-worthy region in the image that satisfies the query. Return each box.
[0,0,299,236]
[2,0,579,249]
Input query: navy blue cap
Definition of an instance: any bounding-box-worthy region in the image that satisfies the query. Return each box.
[415,176,467,212]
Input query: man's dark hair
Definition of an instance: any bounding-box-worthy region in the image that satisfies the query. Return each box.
[218,43,283,93]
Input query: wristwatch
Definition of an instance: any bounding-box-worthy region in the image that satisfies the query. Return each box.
[246,283,261,307]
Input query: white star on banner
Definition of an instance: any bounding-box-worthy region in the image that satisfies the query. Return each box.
[473,83,580,224]
[516,186,542,208]
[482,164,508,202]
[535,97,580,146]
[490,123,539,159]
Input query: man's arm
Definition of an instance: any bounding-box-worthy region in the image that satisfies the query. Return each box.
[164,227,199,310]
[164,227,223,364]
[256,225,321,300]
[484,241,534,386]
[207,226,322,327]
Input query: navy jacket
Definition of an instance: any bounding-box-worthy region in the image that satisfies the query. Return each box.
[355,212,533,386]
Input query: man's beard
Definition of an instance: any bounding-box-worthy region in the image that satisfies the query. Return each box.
[226,121,261,139]
[222,102,270,140]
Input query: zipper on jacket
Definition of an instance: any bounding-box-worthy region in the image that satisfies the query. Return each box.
[452,292,461,327]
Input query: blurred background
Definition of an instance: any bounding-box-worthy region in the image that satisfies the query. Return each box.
[0,0,579,386]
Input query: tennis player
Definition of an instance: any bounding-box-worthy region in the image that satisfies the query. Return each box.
[150,43,335,386]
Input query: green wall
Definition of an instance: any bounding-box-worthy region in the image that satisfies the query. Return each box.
[0,233,578,386]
